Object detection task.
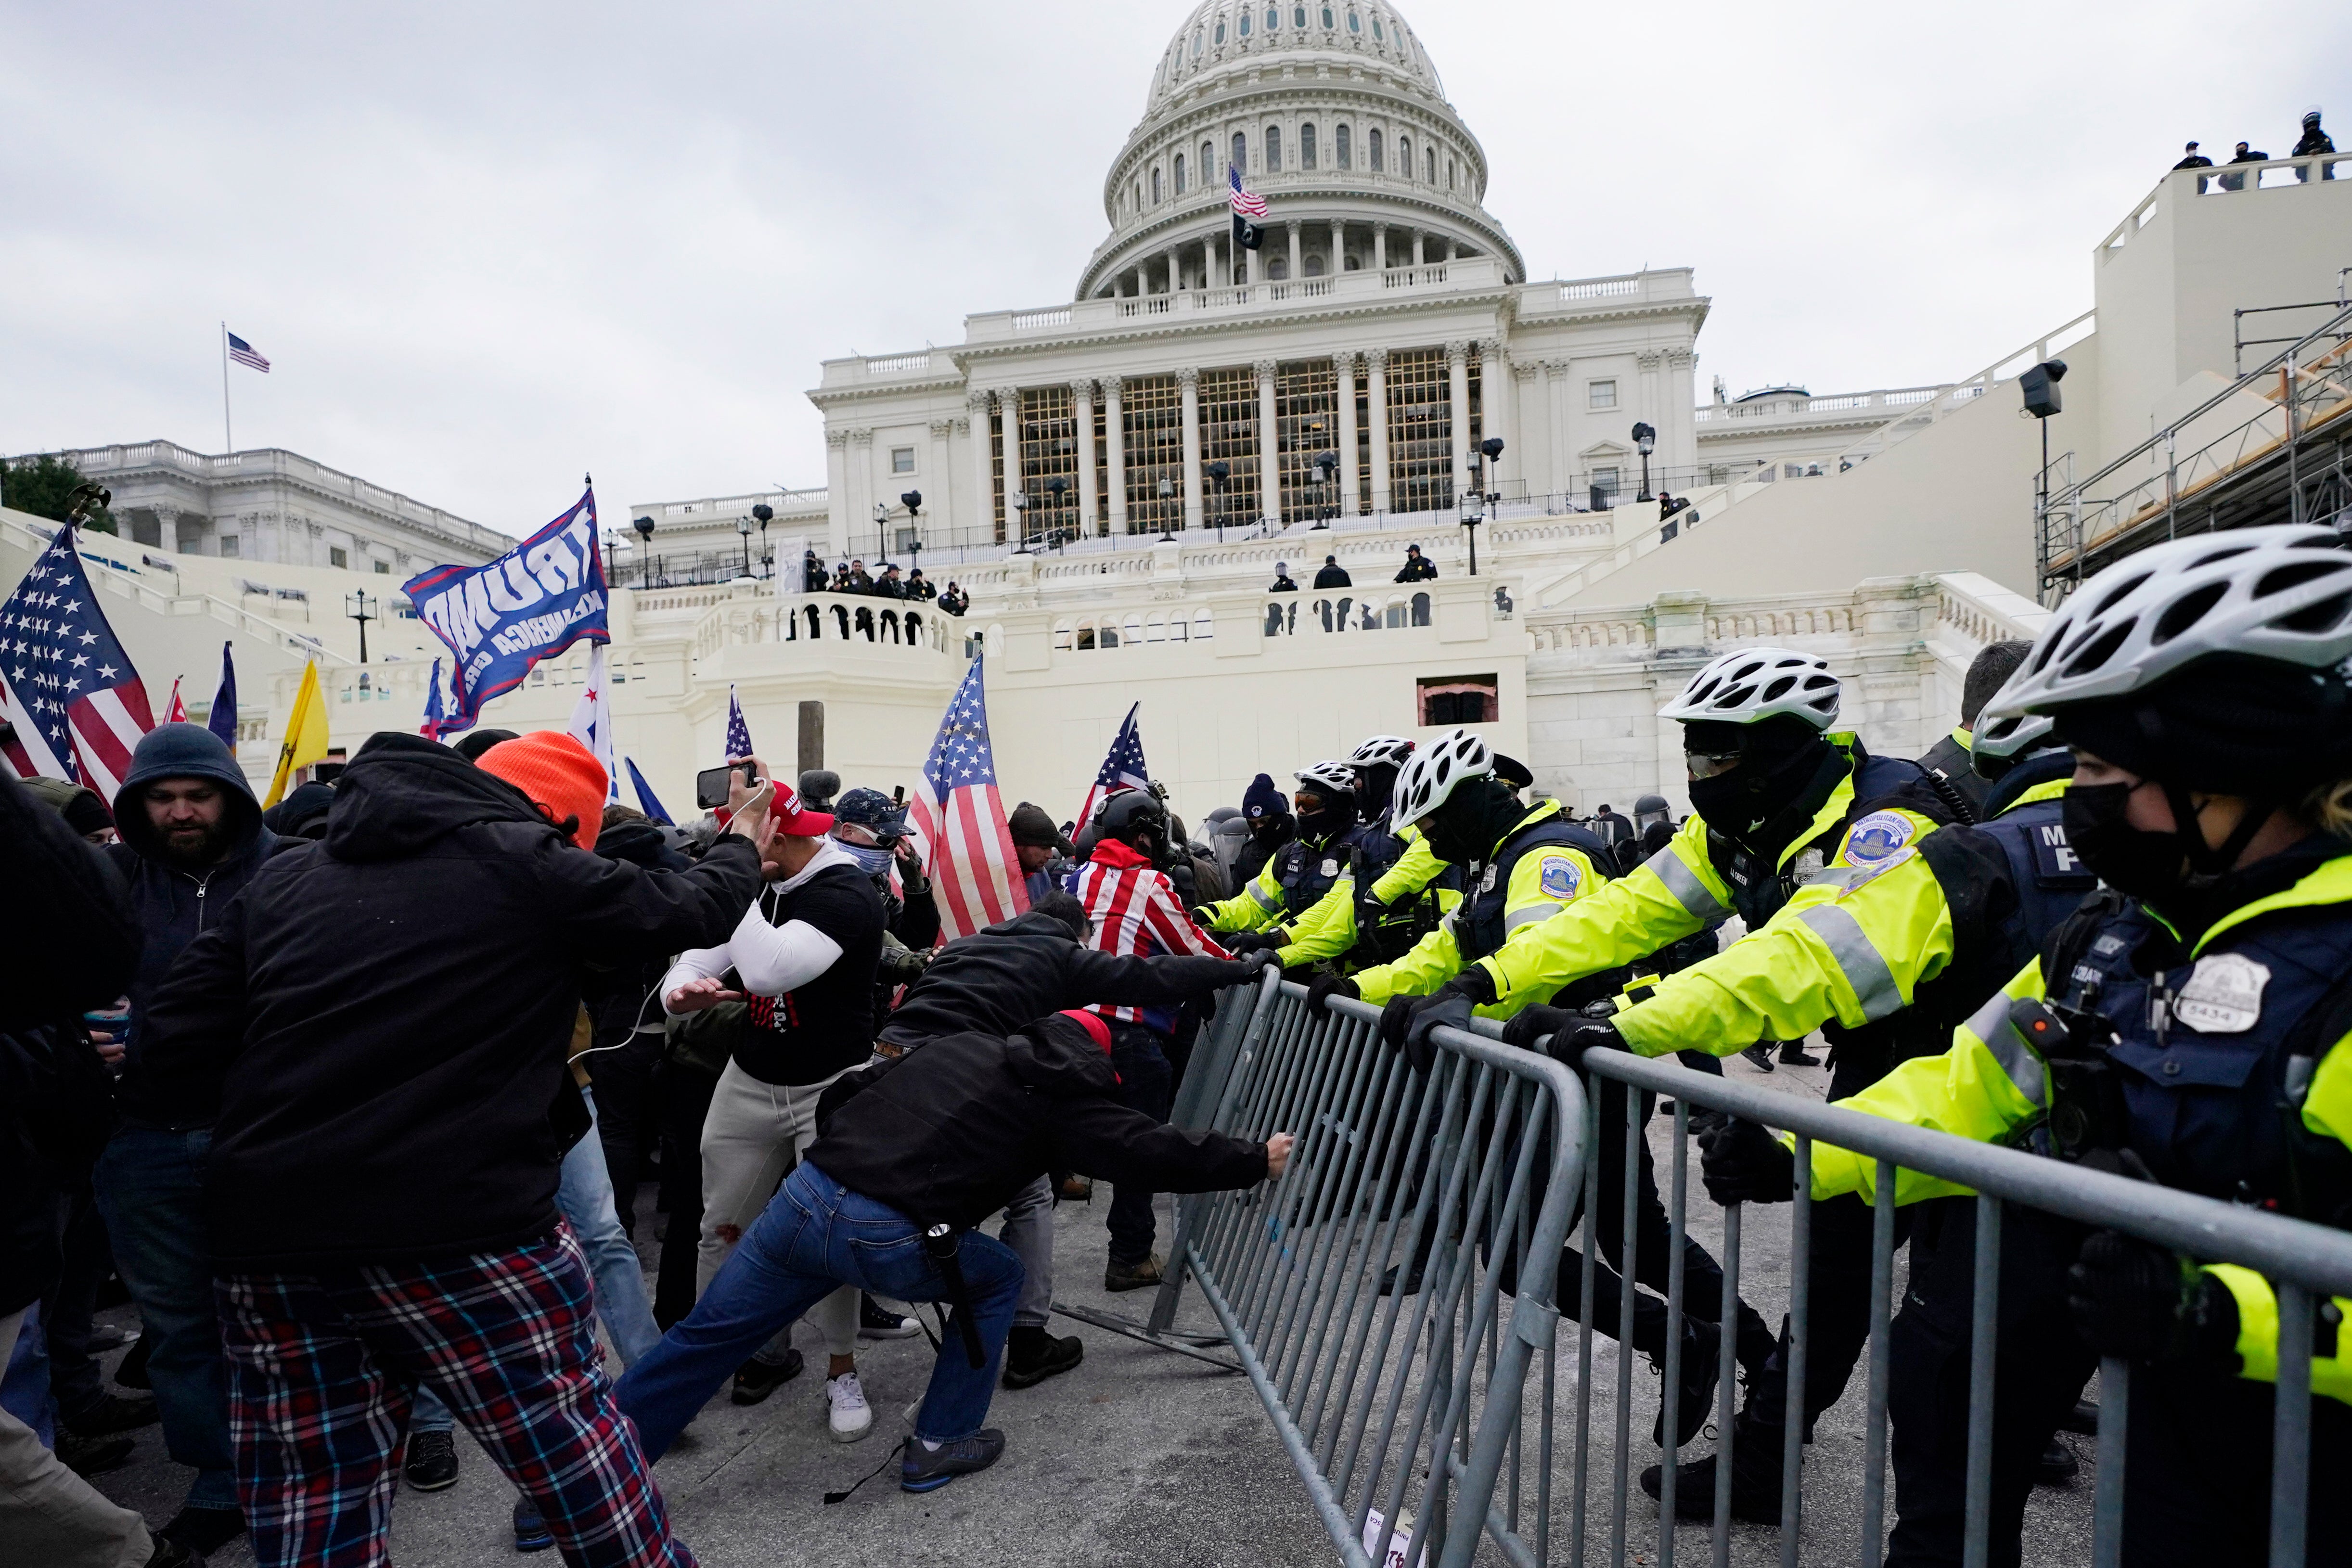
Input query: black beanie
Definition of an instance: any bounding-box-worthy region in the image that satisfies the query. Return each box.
[62,789,115,838]
[2053,655,2352,795]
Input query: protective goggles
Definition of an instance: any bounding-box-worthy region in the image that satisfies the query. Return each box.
[1684,750,1744,781]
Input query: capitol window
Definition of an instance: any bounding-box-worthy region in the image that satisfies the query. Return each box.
[1589,379,1619,410]
[1301,122,1316,170]
[1425,146,1437,183]
[891,446,916,474]
[1152,167,1162,204]
[1266,123,1282,171]
[1369,127,1383,170]
[1397,134,1411,179]
[1371,12,1384,39]
[1233,130,1247,171]
[1202,140,1214,180]
[1348,8,1360,30]
[1336,123,1350,168]
[1266,5,1279,29]
[1174,153,1187,193]
[1193,27,1204,55]
[1447,157,1456,190]
[1322,5,1335,26]
[1294,5,1308,27]
[1238,9,1250,34]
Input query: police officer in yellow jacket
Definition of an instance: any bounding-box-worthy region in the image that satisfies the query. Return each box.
[1271,735,1457,974]
[1704,526,2352,1564]
[1196,761,1363,949]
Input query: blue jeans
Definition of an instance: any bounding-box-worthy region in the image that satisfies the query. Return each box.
[94,1123,238,1512]
[414,1087,659,1434]
[1106,1027,1175,1265]
[616,1162,1022,1457]
[0,1301,55,1447]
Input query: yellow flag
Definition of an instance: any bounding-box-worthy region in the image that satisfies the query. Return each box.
[264,660,330,808]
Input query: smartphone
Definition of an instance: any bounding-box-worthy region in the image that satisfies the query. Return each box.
[696,764,756,810]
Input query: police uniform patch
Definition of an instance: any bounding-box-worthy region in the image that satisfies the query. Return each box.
[1479,863,1500,894]
[1835,847,1915,900]
[2172,952,2271,1034]
[1842,811,1915,865]
[1539,855,1581,900]
[1321,858,1340,877]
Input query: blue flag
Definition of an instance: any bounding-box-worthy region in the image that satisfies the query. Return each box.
[625,756,673,825]
[204,641,238,750]
[404,488,607,729]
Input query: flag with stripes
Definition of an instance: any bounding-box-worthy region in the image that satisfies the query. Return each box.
[227,331,270,372]
[1229,165,1268,218]
[1076,702,1150,834]
[420,657,447,739]
[567,643,619,800]
[908,655,1028,941]
[724,685,753,760]
[0,528,156,797]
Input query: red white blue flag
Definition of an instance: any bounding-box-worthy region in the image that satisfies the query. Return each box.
[1229,165,1268,218]
[909,655,1028,940]
[0,527,156,797]
[1077,701,1150,833]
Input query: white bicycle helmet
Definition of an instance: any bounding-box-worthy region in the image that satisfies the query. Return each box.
[1967,710,2058,775]
[1348,734,1416,770]
[1391,729,1493,830]
[1985,525,2352,719]
[1657,647,1841,730]
[1295,760,1357,797]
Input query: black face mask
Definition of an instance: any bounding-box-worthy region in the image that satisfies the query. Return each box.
[1684,736,1836,853]
[2060,783,2186,901]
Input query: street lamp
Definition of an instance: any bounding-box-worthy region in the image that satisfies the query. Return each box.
[900,490,923,580]
[1207,460,1231,542]
[1154,477,1175,541]
[344,590,377,664]
[734,513,753,578]
[752,503,773,578]
[1046,476,1069,550]
[602,527,620,586]
[631,514,654,591]
[1009,489,1031,553]
[1632,422,1657,502]
[1311,451,1340,527]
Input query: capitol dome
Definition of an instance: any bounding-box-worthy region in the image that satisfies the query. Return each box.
[1077,0,1522,300]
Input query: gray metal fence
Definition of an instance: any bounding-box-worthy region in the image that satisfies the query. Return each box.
[1148,975,2352,1568]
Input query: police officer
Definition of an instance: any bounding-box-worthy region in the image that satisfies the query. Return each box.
[1703,526,2352,1563]
[1196,762,1362,945]
[1274,736,1458,974]
[1916,639,2033,823]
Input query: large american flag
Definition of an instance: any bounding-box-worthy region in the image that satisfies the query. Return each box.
[0,528,156,797]
[227,331,270,373]
[725,684,754,760]
[1229,165,1268,218]
[909,655,1029,941]
[1076,702,1150,834]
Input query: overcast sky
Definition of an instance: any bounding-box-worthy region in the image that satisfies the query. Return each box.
[3,0,2343,537]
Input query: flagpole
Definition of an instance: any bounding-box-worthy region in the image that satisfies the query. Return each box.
[219,322,232,453]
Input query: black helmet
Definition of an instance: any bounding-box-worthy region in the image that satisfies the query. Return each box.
[1632,793,1672,829]
[1093,787,1170,859]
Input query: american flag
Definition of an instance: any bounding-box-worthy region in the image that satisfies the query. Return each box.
[568,643,619,800]
[1229,165,1268,218]
[164,678,187,724]
[725,684,754,760]
[1076,702,1150,834]
[909,655,1029,941]
[0,528,156,797]
[227,331,270,373]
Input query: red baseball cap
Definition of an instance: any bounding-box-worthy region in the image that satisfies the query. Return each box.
[765,777,835,837]
[1057,1008,1113,1054]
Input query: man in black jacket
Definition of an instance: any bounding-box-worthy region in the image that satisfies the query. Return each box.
[1313,553,1352,590]
[615,1008,1287,1493]
[137,731,768,1568]
[1394,544,1438,583]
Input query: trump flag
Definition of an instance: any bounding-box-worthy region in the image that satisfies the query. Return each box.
[404,487,608,729]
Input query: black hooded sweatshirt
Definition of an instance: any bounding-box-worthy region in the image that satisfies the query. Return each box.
[808,1015,1268,1230]
[136,733,764,1270]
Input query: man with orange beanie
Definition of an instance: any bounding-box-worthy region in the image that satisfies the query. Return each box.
[137,730,771,1568]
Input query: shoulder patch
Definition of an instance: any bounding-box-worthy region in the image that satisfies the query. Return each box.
[1842,810,1916,866]
[1836,846,1916,900]
[1539,854,1581,900]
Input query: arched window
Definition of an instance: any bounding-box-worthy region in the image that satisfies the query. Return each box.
[1295,5,1308,27]
[1233,131,1247,172]
[1238,8,1250,34]
[1323,5,1336,26]
[1372,12,1384,39]
[1266,4,1279,28]
[1266,123,1283,171]
[1202,140,1214,182]
[1369,127,1383,170]
[1447,157,1455,190]
[1192,27,1204,55]
[1348,8,1361,31]
[1305,254,1324,276]
[1398,135,1412,179]
[1151,166,1162,204]
[1300,122,1316,169]
[1425,145,1436,183]
[1336,123,1351,168]
[1174,153,1186,194]
[1214,17,1225,43]
[1268,257,1288,280]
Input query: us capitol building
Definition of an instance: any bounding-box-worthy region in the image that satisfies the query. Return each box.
[9,0,2345,821]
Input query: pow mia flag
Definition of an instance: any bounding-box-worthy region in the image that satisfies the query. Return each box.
[404,486,609,731]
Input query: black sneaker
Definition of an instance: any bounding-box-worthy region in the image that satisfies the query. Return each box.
[1103,1254,1164,1293]
[404,1429,460,1491]
[859,1294,920,1340]
[1776,1041,1822,1067]
[143,1536,205,1568]
[2036,1436,2080,1486]
[65,1390,160,1437]
[159,1506,246,1555]
[1648,1317,1721,1449]
[731,1347,805,1406]
[115,1336,152,1389]
[512,1494,554,1553]
[900,1429,1006,1492]
[1002,1326,1084,1389]
[57,1427,136,1478]
[1738,1043,1778,1072]
[2060,1398,2099,1435]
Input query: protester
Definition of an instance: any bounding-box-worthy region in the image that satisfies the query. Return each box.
[1313,553,1352,589]
[1008,800,1077,903]
[614,1006,1289,1492]
[22,777,116,844]
[578,802,692,1235]
[1394,544,1438,583]
[657,766,887,1438]
[2172,140,2212,170]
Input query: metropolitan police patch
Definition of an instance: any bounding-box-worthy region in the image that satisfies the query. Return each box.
[1842,810,1915,865]
[1539,855,1581,899]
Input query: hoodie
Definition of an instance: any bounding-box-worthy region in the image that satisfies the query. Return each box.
[134,732,765,1269]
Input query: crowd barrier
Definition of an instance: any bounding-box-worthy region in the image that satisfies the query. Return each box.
[1140,972,2352,1568]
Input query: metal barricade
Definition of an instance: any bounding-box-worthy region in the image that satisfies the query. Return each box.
[1146,971,1590,1568]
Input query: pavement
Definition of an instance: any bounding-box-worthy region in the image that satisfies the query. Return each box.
[73,1044,2100,1565]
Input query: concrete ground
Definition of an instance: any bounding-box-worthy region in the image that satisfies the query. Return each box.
[77,1045,2099,1566]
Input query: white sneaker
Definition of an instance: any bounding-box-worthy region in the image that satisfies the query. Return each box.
[826,1372,873,1443]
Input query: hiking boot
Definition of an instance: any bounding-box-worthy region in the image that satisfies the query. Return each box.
[2036,1436,2080,1486]
[731,1346,805,1406]
[143,1537,205,1568]
[858,1294,919,1340]
[1648,1317,1720,1450]
[57,1427,135,1478]
[1104,1254,1164,1292]
[2060,1398,2099,1435]
[159,1506,245,1555]
[1639,1415,1788,1524]
[900,1428,1006,1492]
[1057,1176,1093,1202]
[1002,1326,1084,1389]
[1738,1043,1777,1073]
[65,1390,159,1437]
[404,1429,460,1491]
[1776,1041,1822,1067]
[512,1494,553,1552]
[826,1372,874,1443]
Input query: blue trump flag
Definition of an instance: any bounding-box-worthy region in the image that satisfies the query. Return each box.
[404,488,608,728]
[204,641,238,750]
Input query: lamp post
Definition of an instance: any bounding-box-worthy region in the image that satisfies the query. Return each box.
[1632,422,1657,502]
[734,513,753,578]
[753,503,773,578]
[602,527,620,587]
[631,514,654,591]
[344,591,377,664]
[1207,460,1231,542]
[2020,359,2068,566]
[1009,489,1031,553]
[900,490,923,581]
[1156,477,1176,541]
[1311,451,1340,527]
[1046,476,1069,550]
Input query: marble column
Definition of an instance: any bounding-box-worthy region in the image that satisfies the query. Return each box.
[926,418,954,535]
[1103,375,1128,534]
[1072,379,1098,533]
[1165,243,1181,293]
[1478,336,1507,474]
[1178,368,1204,532]
[1444,342,1471,503]
[823,432,850,558]
[1286,221,1302,283]
[1546,362,1572,497]
[1373,221,1388,271]
[1329,218,1345,275]
[1412,231,1426,266]
[847,428,875,554]
[1255,358,1281,525]
[964,391,993,544]
[1335,352,1359,514]
[1366,348,1391,514]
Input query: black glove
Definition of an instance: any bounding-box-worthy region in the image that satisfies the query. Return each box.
[1698,1118,1796,1206]
[1500,1004,1577,1055]
[2066,1230,2239,1367]
[1547,1021,1623,1072]
[1225,931,1282,957]
[1381,987,1474,1074]
[1307,974,1360,1016]
[1189,908,1217,929]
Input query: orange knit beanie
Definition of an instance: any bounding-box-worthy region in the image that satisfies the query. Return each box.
[475,731,608,851]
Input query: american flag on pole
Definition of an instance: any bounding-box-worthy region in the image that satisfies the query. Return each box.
[1076,702,1150,834]
[226,331,270,373]
[1229,165,1268,218]
[724,684,753,760]
[909,655,1029,941]
[0,528,156,797]
[568,643,620,800]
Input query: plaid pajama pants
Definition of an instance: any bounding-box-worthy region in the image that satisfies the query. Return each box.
[217,1225,694,1568]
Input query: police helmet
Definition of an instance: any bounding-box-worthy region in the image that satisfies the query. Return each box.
[1347,734,1417,770]
[1092,787,1170,854]
[1632,793,1672,829]
[1391,729,1494,831]
[1966,711,2059,780]
[1657,647,1840,730]
[1295,760,1357,797]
